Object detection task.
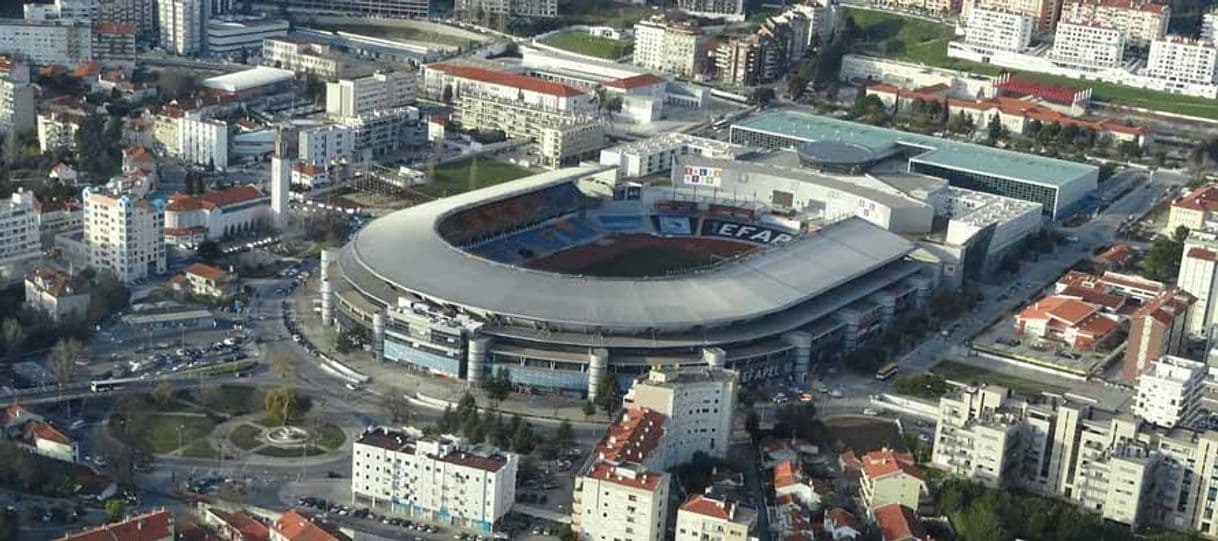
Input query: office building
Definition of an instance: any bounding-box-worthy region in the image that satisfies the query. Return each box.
[455,0,555,21]
[675,494,756,541]
[206,18,289,56]
[1145,37,1218,86]
[1177,231,1218,336]
[0,191,42,285]
[0,59,34,135]
[964,7,1034,52]
[326,70,417,119]
[633,16,709,78]
[82,186,166,283]
[1133,355,1205,429]
[1049,21,1126,71]
[157,0,204,55]
[0,19,92,66]
[962,0,1062,35]
[674,0,743,20]
[1122,289,1194,382]
[92,22,137,63]
[623,364,738,465]
[351,427,518,531]
[1061,0,1168,45]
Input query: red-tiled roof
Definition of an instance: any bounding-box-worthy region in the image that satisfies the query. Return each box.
[1174,185,1218,212]
[167,186,265,212]
[273,510,350,541]
[680,494,734,520]
[26,421,72,445]
[27,267,81,297]
[1097,244,1133,264]
[1134,288,1194,326]
[441,450,508,472]
[293,163,327,175]
[186,263,228,282]
[825,508,861,532]
[872,503,923,541]
[773,460,800,489]
[594,406,666,464]
[605,73,665,90]
[429,63,586,98]
[1188,247,1218,262]
[56,510,173,541]
[861,449,926,484]
[210,509,269,541]
[125,146,154,162]
[94,22,137,34]
[586,462,664,490]
[1018,296,1097,325]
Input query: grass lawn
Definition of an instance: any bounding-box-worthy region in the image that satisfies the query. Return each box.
[420,158,533,199]
[230,424,263,451]
[138,414,218,454]
[181,440,218,459]
[316,424,346,450]
[560,1,657,28]
[932,360,1070,396]
[255,445,326,458]
[542,32,632,59]
[842,6,1218,119]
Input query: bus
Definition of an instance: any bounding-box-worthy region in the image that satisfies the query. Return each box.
[875,362,899,381]
[90,377,144,393]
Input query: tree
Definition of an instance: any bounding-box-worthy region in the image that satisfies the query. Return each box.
[510,418,535,454]
[482,368,512,406]
[334,329,359,354]
[987,114,1006,143]
[582,401,595,421]
[196,240,222,263]
[0,319,22,358]
[381,393,412,424]
[263,386,298,425]
[462,408,483,443]
[553,420,574,453]
[104,499,124,522]
[152,381,175,407]
[271,352,294,381]
[749,87,775,107]
[594,376,618,417]
[47,338,83,415]
[1143,227,1187,282]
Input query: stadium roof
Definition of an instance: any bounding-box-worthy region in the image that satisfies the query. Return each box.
[733,110,1097,189]
[344,167,917,331]
[201,66,295,93]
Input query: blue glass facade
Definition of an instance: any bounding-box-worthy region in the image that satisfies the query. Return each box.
[488,363,588,391]
[384,339,461,377]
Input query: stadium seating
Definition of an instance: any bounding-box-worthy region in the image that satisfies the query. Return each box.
[439,183,589,245]
[596,215,649,234]
[552,217,600,245]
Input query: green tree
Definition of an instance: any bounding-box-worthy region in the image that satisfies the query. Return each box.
[987,114,1006,143]
[483,368,512,406]
[582,401,596,421]
[104,499,124,522]
[510,418,535,454]
[196,240,222,263]
[152,381,175,407]
[594,376,618,417]
[553,420,574,453]
[0,319,22,358]
[264,386,298,425]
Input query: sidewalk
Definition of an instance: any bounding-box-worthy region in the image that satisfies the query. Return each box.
[291,279,610,427]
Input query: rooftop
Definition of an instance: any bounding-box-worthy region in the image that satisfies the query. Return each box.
[871,503,923,541]
[201,66,295,93]
[185,263,230,282]
[586,461,666,490]
[594,407,666,464]
[680,494,757,526]
[56,509,173,541]
[733,109,1098,188]
[273,510,351,541]
[428,62,587,98]
[1174,185,1218,212]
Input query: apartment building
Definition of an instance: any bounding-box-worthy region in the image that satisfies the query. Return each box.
[24,267,89,323]
[1205,9,1218,45]
[962,0,1061,35]
[633,16,709,79]
[351,427,517,531]
[674,0,743,19]
[623,364,737,466]
[964,7,1034,52]
[859,449,928,510]
[424,62,594,114]
[93,22,137,63]
[675,494,756,541]
[455,0,556,21]
[98,0,156,43]
[178,112,228,170]
[37,109,85,153]
[931,385,1022,488]
[157,0,204,55]
[1122,288,1194,382]
[263,38,365,80]
[334,107,417,160]
[716,34,786,87]
[1146,37,1218,86]
[263,0,428,18]
[326,70,416,119]
[0,59,35,135]
[1133,355,1205,429]
[23,0,97,22]
[57,510,174,541]
[0,19,92,66]
[82,186,166,283]
[573,407,671,541]
[1061,0,1168,45]
[1169,184,1218,233]
[1050,21,1126,71]
[298,124,356,166]
[1177,231,1218,336]
[0,191,43,285]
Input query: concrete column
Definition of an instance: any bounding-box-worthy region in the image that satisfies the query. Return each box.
[702,347,726,371]
[270,155,290,225]
[587,348,609,402]
[784,331,813,383]
[467,335,490,386]
[320,249,334,326]
[372,312,386,361]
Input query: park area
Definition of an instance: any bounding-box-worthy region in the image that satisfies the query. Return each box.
[844,7,1218,120]
[418,157,534,199]
[542,32,633,59]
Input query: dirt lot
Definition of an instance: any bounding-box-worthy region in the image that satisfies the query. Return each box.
[823,416,907,453]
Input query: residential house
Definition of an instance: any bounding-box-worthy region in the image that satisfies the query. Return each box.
[24,267,89,323]
[823,508,863,540]
[54,509,174,541]
[871,503,926,541]
[859,449,927,510]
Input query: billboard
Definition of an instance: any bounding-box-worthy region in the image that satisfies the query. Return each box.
[701,219,794,245]
[682,165,722,187]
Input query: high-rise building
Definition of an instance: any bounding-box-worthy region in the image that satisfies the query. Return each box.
[1122,289,1194,382]
[0,190,43,285]
[23,0,98,22]
[573,408,671,541]
[325,70,417,119]
[1145,37,1218,86]
[0,19,93,66]
[82,187,165,283]
[1177,231,1218,336]
[674,0,743,20]
[92,22,137,63]
[1049,21,1126,71]
[623,363,737,466]
[157,0,204,55]
[1133,355,1205,429]
[633,16,709,78]
[0,59,34,135]
[964,7,1034,52]
[351,427,518,531]
[1061,0,1168,45]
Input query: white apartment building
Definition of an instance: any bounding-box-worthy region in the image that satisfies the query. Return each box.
[1177,231,1218,336]
[455,0,556,21]
[424,62,594,114]
[0,59,35,135]
[1061,0,1168,45]
[675,494,755,541]
[81,187,165,283]
[206,18,289,56]
[575,461,670,541]
[674,0,743,20]
[931,385,1021,488]
[178,112,228,170]
[0,190,42,285]
[964,7,1034,52]
[1204,9,1218,45]
[334,107,416,160]
[1145,37,1218,86]
[326,70,416,119]
[262,38,350,80]
[351,427,518,532]
[1050,21,1126,71]
[157,0,204,55]
[633,17,709,79]
[23,0,98,22]
[623,363,738,467]
[37,111,83,153]
[1133,355,1205,429]
[24,267,89,323]
[598,133,750,178]
[299,124,356,166]
[0,19,92,66]
[962,0,1061,36]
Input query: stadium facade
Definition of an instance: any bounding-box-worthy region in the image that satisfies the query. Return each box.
[327,166,944,398]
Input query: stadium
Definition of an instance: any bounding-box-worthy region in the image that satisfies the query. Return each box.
[328,166,940,398]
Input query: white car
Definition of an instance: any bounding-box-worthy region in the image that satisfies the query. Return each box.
[862,408,878,416]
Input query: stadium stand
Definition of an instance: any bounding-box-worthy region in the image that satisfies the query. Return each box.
[439,183,590,246]
[596,215,650,233]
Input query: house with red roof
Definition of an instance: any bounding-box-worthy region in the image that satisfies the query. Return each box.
[271,510,351,541]
[823,508,863,540]
[49,162,78,183]
[25,266,89,323]
[164,185,270,247]
[200,505,270,541]
[859,449,927,510]
[0,403,79,463]
[55,509,174,541]
[676,493,757,541]
[1169,184,1218,234]
[174,263,238,300]
[1014,295,1122,350]
[871,503,927,541]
